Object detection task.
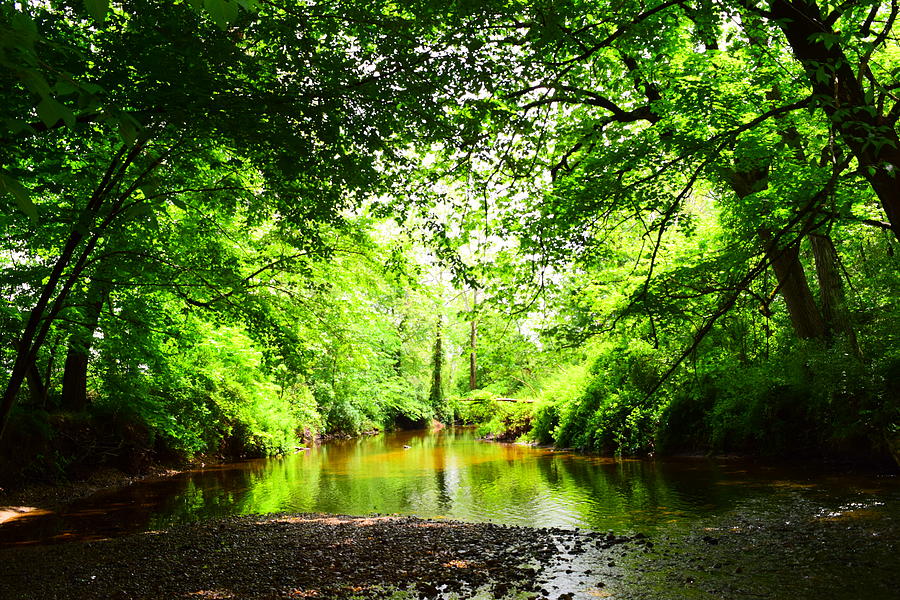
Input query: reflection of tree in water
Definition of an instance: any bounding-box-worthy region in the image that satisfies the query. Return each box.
[10,430,892,547]
[537,457,687,530]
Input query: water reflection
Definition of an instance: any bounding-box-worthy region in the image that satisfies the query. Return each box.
[1,428,897,546]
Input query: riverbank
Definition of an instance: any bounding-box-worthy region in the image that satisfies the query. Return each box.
[2,504,898,600]
[0,512,635,599]
[0,461,202,523]
[2,427,899,598]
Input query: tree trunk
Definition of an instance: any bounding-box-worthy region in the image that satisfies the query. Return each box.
[469,320,477,391]
[26,362,48,407]
[60,275,110,411]
[730,170,827,341]
[428,317,444,411]
[767,0,900,240]
[469,290,477,392]
[760,229,827,340]
[809,232,861,355]
[393,314,405,375]
[12,340,48,407]
[0,143,141,442]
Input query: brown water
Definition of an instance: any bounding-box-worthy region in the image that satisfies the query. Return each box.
[1,428,897,548]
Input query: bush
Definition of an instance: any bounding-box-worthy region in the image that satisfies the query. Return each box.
[529,361,592,444]
[98,320,314,457]
[660,339,897,460]
[551,341,666,455]
[469,399,530,440]
[452,389,498,424]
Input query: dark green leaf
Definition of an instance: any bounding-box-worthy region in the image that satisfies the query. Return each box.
[121,202,154,221]
[83,0,109,23]
[0,173,38,222]
[36,98,63,128]
[203,0,239,29]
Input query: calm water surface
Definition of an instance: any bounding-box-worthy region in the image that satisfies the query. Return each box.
[2,428,898,545]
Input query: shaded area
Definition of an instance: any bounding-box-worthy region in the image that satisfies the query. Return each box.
[617,494,900,600]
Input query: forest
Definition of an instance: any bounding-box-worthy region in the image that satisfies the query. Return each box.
[1,0,898,484]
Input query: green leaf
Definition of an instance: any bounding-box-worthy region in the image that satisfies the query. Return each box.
[22,70,52,98]
[119,118,137,145]
[3,119,30,135]
[36,98,64,128]
[121,202,154,221]
[139,180,160,198]
[11,13,38,36]
[54,79,79,96]
[83,0,109,23]
[0,172,38,222]
[204,0,239,29]
[61,106,76,129]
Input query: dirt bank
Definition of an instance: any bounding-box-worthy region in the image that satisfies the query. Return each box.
[0,464,193,518]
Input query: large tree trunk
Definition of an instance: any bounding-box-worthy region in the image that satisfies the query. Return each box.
[767,0,900,240]
[808,232,861,355]
[760,229,827,340]
[60,275,111,411]
[730,170,827,341]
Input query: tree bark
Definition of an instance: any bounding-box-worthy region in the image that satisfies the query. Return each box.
[809,232,861,355]
[61,274,111,411]
[26,362,48,407]
[730,169,827,341]
[766,0,900,240]
[11,340,48,407]
[469,290,477,392]
[429,317,444,411]
[759,228,827,340]
[0,142,148,442]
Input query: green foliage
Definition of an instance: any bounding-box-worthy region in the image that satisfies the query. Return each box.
[660,339,899,458]
[2,0,898,476]
[551,341,667,455]
[451,390,533,441]
[529,361,593,445]
[452,389,499,424]
[97,319,311,456]
[474,400,532,441]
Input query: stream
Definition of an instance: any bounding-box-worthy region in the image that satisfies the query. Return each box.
[2,428,898,598]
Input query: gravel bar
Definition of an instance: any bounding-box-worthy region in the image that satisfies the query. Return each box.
[0,513,634,599]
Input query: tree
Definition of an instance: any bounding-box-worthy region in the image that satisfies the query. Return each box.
[0,0,521,441]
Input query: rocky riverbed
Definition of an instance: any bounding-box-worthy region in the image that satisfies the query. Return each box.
[0,513,638,599]
[1,501,898,600]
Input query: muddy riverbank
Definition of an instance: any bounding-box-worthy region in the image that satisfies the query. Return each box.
[0,463,200,522]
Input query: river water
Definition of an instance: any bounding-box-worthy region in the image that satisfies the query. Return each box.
[2,428,899,598]
[2,428,897,546]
